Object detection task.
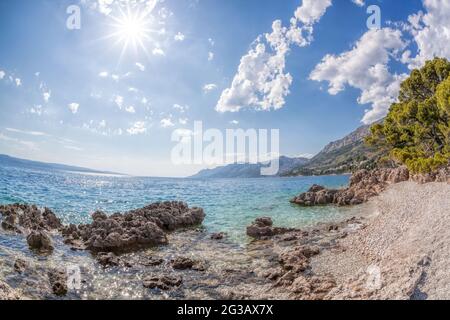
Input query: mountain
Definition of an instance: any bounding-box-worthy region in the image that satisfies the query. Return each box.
[283,123,384,176]
[0,154,122,175]
[190,156,310,178]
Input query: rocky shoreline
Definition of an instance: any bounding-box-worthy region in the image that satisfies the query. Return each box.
[1,169,449,300]
[290,166,450,206]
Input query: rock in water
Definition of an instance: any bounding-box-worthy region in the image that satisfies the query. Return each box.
[48,269,68,296]
[246,217,295,239]
[26,230,54,252]
[62,201,205,253]
[143,274,182,290]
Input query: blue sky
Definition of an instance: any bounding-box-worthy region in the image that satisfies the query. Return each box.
[0,0,448,176]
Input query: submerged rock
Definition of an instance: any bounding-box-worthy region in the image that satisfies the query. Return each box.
[246,217,295,239]
[13,258,28,274]
[210,232,226,240]
[143,274,182,290]
[48,268,68,296]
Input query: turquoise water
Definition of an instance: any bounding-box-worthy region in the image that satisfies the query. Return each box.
[0,164,356,243]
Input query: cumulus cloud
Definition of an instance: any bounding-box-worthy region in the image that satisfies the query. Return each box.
[0,70,5,79]
[127,121,147,136]
[174,32,185,41]
[68,102,80,114]
[216,0,332,113]
[208,52,214,61]
[351,0,365,7]
[403,0,450,69]
[160,117,174,128]
[230,120,239,125]
[178,118,188,125]
[15,78,22,86]
[135,62,146,71]
[203,83,217,93]
[99,71,109,77]
[30,105,43,116]
[310,28,407,124]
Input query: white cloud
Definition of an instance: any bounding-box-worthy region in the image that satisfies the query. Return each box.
[351,0,365,7]
[404,0,450,69]
[203,83,217,92]
[310,28,407,124]
[64,145,83,151]
[15,78,22,86]
[152,48,165,56]
[114,95,124,108]
[128,87,138,93]
[125,105,136,113]
[0,70,5,79]
[208,38,215,46]
[43,90,51,103]
[68,102,80,114]
[127,121,147,135]
[179,118,188,125]
[173,104,189,112]
[30,105,43,116]
[99,120,107,128]
[111,74,120,81]
[160,117,174,128]
[174,32,185,41]
[230,120,239,125]
[99,71,109,77]
[216,0,332,113]
[294,0,332,25]
[135,62,146,71]
[5,128,47,136]
[208,52,214,61]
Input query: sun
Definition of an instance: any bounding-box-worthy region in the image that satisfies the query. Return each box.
[105,5,156,61]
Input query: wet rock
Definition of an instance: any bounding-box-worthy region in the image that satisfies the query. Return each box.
[26,230,54,252]
[139,256,164,267]
[246,217,295,239]
[13,258,28,274]
[211,232,226,240]
[62,201,205,253]
[0,204,62,232]
[143,274,182,290]
[96,252,120,267]
[48,269,68,296]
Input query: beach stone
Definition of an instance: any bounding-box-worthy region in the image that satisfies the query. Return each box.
[13,258,28,274]
[143,274,182,290]
[26,230,54,252]
[0,280,20,300]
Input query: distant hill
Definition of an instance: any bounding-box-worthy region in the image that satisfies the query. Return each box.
[283,122,384,176]
[190,156,310,178]
[0,154,122,175]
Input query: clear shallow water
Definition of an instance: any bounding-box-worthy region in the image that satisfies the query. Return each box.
[0,164,357,243]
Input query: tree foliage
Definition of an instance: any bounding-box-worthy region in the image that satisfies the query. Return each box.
[366,58,450,173]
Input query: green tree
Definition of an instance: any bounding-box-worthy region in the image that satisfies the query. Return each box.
[366,58,450,173]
